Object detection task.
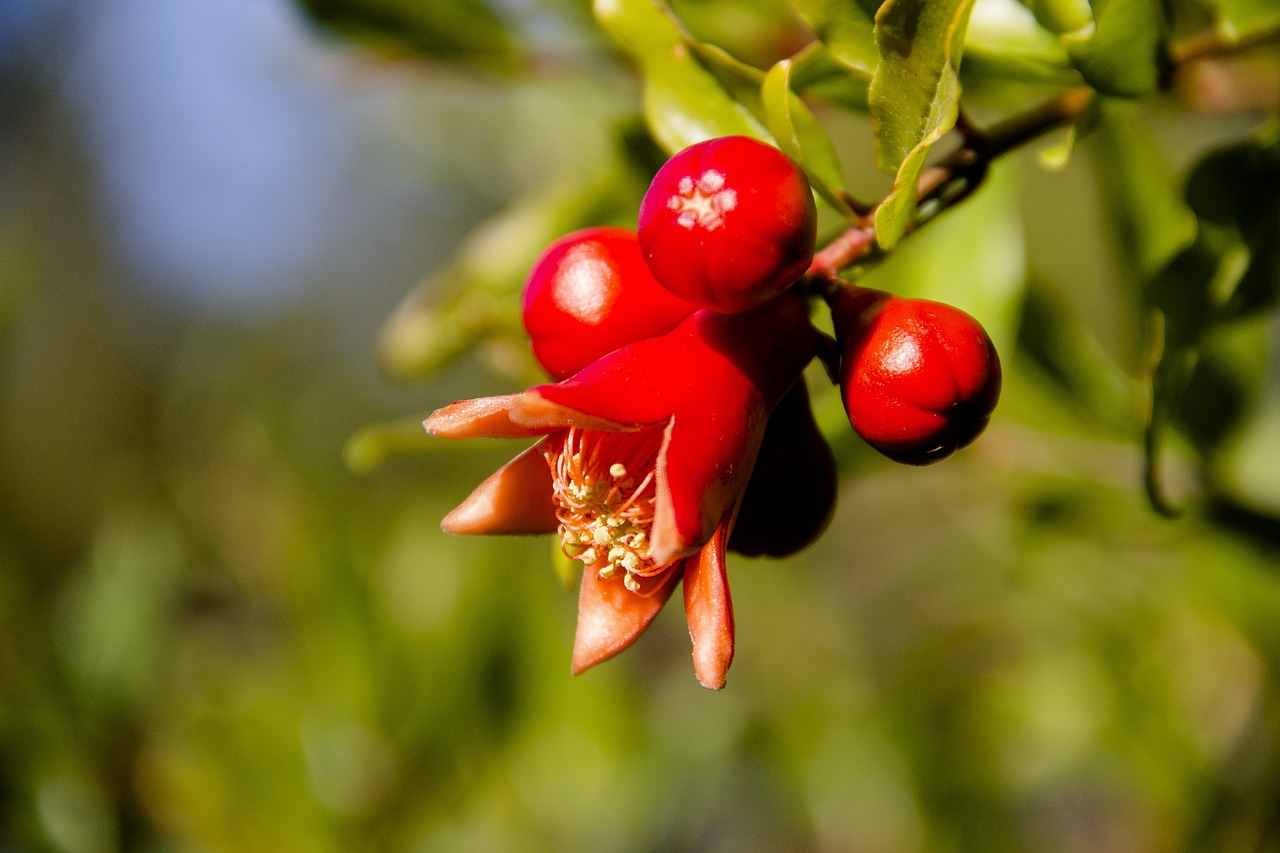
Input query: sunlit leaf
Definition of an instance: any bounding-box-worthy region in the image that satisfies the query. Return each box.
[869,0,977,249]
[594,0,767,153]
[787,42,872,109]
[1022,0,1093,32]
[761,59,854,215]
[792,0,882,74]
[962,0,1079,83]
[1063,0,1164,97]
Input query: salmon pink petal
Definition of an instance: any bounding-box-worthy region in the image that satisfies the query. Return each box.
[572,566,681,675]
[441,443,560,536]
[683,520,734,690]
[426,392,632,441]
[507,393,632,433]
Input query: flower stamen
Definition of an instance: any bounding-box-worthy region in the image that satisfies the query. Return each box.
[544,426,677,596]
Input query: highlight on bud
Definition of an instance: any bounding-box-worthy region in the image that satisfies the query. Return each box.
[521,227,699,380]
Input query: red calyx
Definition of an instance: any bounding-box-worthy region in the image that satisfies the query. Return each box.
[637,136,817,314]
[832,286,1002,466]
[521,227,700,380]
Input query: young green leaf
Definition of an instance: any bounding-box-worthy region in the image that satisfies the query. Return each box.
[594,0,766,153]
[792,0,881,75]
[761,59,854,216]
[869,0,977,248]
[1063,0,1165,97]
[788,42,872,109]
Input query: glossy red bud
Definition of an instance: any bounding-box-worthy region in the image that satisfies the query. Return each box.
[832,287,1001,465]
[638,136,817,314]
[521,227,700,380]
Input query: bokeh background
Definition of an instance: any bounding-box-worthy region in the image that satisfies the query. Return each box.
[3,0,1280,850]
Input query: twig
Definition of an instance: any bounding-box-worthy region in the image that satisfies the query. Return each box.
[805,86,1094,282]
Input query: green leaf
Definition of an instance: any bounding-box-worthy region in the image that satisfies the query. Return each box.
[1216,0,1280,33]
[294,0,516,69]
[859,159,1025,355]
[792,0,882,74]
[378,166,640,379]
[594,0,767,153]
[1184,130,1280,321]
[344,418,442,473]
[1086,100,1195,286]
[1023,0,1093,32]
[869,0,977,248]
[787,42,872,109]
[961,0,1078,84]
[1134,126,1280,508]
[762,60,854,216]
[1063,0,1165,97]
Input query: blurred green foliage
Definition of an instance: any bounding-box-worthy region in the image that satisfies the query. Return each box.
[3,0,1280,850]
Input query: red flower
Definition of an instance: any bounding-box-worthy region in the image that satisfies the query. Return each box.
[425,292,818,689]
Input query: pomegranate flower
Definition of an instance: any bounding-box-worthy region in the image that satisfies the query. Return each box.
[424,292,818,689]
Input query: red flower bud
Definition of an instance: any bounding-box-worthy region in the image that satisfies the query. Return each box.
[832,287,1001,465]
[522,227,700,380]
[638,136,817,314]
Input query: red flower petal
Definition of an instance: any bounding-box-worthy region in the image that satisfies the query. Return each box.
[572,565,681,675]
[535,292,817,562]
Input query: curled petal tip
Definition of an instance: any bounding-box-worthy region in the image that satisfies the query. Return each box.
[684,523,735,691]
[424,394,538,440]
[572,568,680,675]
[509,391,625,433]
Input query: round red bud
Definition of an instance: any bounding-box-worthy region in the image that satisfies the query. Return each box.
[521,227,700,380]
[833,287,1001,465]
[638,136,817,314]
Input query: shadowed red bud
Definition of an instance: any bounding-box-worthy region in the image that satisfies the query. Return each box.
[832,286,1001,466]
[638,136,817,314]
[522,227,699,379]
[728,379,837,558]
[425,291,818,688]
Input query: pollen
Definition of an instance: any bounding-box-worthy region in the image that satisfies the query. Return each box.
[668,168,737,231]
[544,426,678,596]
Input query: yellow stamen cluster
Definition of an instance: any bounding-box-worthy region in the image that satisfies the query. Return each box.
[544,427,673,595]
